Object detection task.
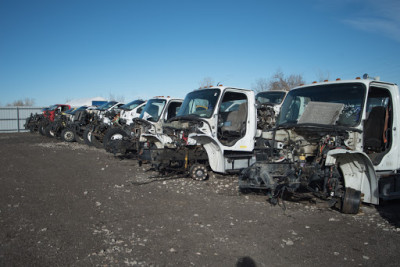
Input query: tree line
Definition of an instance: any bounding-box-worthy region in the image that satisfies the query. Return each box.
[6,70,325,106]
[5,98,36,107]
[199,69,330,92]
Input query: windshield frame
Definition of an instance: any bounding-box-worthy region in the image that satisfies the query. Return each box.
[97,101,118,111]
[175,89,221,119]
[256,91,286,105]
[139,98,167,122]
[48,105,58,111]
[120,100,145,110]
[276,82,367,128]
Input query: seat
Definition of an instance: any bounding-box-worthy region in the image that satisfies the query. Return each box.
[221,102,248,136]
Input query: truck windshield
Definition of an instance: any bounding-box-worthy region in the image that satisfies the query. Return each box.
[48,105,58,111]
[256,91,286,105]
[98,101,118,111]
[176,89,220,118]
[139,99,167,122]
[121,100,145,110]
[277,83,366,127]
[70,106,88,114]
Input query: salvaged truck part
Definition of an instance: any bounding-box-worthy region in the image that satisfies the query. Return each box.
[49,106,89,142]
[118,99,146,125]
[83,101,125,147]
[255,90,287,130]
[104,97,182,155]
[24,104,71,135]
[147,86,258,180]
[239,75,400,213]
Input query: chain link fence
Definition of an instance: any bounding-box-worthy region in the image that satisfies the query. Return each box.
[0,107,43,133]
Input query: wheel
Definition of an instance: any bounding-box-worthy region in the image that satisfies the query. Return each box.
[74,127,85,144]
[39,124,46,136]
[189,164,208,181]
[341,187,361,214]
[103,127,128,151]
[90,132,104,149]
[75,132,85,144]
[45,124,55,138]
[61,128,75,142]
[83,128,94,146]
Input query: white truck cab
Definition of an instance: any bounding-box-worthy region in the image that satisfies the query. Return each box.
[239,75,400,213]
[119,100,147,125]
[146,85,257,179]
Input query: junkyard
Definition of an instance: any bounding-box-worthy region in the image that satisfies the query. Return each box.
[2,0,400,265]
[1,132,400,266]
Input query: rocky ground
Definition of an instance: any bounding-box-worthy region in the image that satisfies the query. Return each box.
[1,133,400,266]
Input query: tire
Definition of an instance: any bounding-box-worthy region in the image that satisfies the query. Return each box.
[74,126,85,144]
[103,127,128,151]
[83,128,94,146]
[75,132,85,144]
[39,123,46,136]
[45,124,54,138]
[341,187,361,214]
[90,133,104,149]
[83,128,103,148]
[61,128,75,142]
[189,164,208,181]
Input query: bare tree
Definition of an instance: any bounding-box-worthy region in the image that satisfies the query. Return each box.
[7,98,36,106]
[252,78,269,92]
[268,70,305,91]
[108,93,125,103]
[198,77,214,89]
[116,95,125,103]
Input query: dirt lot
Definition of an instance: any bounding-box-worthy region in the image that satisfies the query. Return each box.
[1,133,400,266]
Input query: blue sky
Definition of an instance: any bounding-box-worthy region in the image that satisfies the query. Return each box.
[1,0,400,106]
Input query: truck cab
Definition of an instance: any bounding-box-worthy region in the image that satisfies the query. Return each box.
[104,96,183,155]
[44,104,71,122]
[239,75,400,213]
[147,86,257,179]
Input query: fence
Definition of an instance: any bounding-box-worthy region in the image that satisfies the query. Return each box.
[0,107,44,133]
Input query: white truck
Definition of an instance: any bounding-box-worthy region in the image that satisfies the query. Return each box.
[145,86,289,180]
[239,75,400,213]
[146,86,262,179]
[104,96,183,155]
[118,99,147,125]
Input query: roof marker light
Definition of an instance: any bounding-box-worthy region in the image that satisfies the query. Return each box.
[355,77,361,80]
[324,80,328,82]
[336,78,341,81]
[312,81,317,84]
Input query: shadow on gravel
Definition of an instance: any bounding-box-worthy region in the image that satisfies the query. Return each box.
[113,152,138,160]
[236,256,257,267]
[376,199,400,228]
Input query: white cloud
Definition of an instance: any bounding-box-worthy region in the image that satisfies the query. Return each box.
[342,0,400,42]
[344,17,400,42]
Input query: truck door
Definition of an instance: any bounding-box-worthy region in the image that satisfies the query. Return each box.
[217,90,255,151]
[164,100,183,121]
[363,86,393,167]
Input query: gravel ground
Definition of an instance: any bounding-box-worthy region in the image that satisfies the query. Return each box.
[1,132,400,266]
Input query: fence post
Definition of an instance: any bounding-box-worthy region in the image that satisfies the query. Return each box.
[17,107,20,132]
